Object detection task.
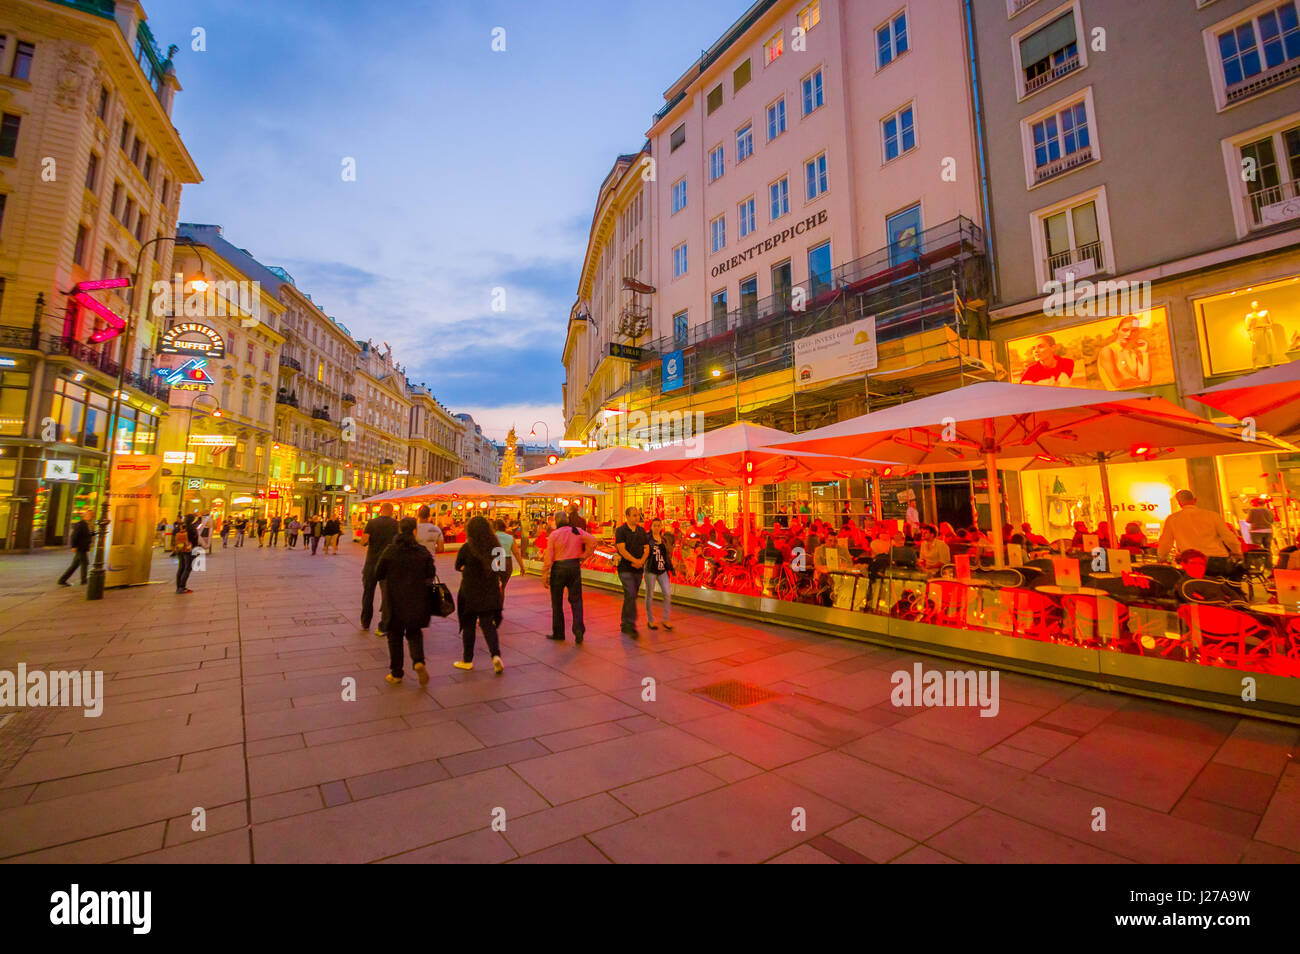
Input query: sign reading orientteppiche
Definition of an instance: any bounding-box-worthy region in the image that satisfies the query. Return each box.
[159,322,225,357]
[794,316,878,390]
[662,350,684,392]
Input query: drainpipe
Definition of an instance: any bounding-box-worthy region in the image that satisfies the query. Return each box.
[963,0,999,305]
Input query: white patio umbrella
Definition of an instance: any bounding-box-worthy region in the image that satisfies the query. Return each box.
[514,481,608,497]
[1189,358,1300,441]
[766,381,1276,566]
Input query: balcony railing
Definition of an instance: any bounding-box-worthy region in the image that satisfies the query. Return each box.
[1045,240,1105,281]
[1024,53,1080,95]
[1246,177,1300,228]
[311,408,331,422]
[276,391,299,408]
[0,327,171,400]
[1033,144,1094,185]
[279,355,303,373]
[1226,57,1300,105]
[342,392,357,404]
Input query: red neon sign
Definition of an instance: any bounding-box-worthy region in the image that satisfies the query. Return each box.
[74,277,132,292]
[69,279,131,343]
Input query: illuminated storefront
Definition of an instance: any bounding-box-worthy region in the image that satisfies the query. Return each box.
[1195,275,1300,379]
[1018,458,1189,541]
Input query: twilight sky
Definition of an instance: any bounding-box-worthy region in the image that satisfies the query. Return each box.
[146,0,745,442]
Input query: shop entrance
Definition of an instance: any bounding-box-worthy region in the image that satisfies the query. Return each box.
[935,479,973,530]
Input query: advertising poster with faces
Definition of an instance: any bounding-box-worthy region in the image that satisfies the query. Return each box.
[1007,307,1175,390]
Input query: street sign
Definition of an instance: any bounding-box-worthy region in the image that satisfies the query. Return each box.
[43,459,79,482]
[609,343,644,361]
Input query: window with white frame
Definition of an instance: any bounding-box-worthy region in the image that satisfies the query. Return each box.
[770,176,790,220]
[882,104,916,162]
[799,1,821,32]
[738,196,756,238]
[1022,89,1098,187]
[765,31,784,65]
[709,144,725,181]
[673,242,688,278]
[1209,1,1300,108]
[805,154,828,200]
[736,123,754,162]
[801,69,824,115]
[1015,6,1083,98]
[1227,116,1300,232]
[767,97,787,140]
[710,214,727,253]
[673,310,688,345]
[671,177,686,214]
[1033,190,1111,287]
[876,11,909,68]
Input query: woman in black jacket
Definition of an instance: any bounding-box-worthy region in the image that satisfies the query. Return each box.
[454,515,504,673]
[644,517,675,630]
[375,517,437,685]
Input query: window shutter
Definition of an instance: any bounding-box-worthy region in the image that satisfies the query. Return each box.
[706,84,723,115]
[733,59,751,91]
[670,124,686,152]
[1019,13,1076,66]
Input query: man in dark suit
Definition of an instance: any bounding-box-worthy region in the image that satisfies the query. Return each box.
[58,512,93,586]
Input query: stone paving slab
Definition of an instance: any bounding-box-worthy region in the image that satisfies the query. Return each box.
[0,544,1297,863]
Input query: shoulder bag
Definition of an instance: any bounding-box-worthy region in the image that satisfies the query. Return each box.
[428,565,455,618]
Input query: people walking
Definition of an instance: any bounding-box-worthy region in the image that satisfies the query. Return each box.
[643,517,674,630]
[374,516,436,685]
[542,510,597,643]
[287,515,300,549]
[57,512,93,586]
[307,514,323,554]
[415,504,444,555]
[219,517,230,548]
[269,514,282,548]
[454,515,504,672]
[155,517,167,548]
[360,503,399,635]
[174,514,199,594]
[323,515,341,554]
[492,518,524,626]
[234,516,246,547]
[256,516,268,547]
[614,506,649,637]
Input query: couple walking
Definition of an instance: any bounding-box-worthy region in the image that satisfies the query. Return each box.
[614,507,675,636]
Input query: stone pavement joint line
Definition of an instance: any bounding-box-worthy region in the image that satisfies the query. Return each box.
[0,545,1297,863]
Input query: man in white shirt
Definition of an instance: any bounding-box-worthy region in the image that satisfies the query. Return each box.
[1156,490,1242,562]
[918,524,951,575]
[415,504,444,554]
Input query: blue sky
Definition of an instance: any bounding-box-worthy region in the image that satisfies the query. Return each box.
[146,0,746,441]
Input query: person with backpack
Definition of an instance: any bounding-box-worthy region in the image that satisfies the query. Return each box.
[453,515,505,673]
[374,517,436,685]
[174,514,199,594]
[58,512,94,586]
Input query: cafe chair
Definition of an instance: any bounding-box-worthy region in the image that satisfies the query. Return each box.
[999,588,1063,642]
[1177,604,1285,673]
[1060,593,1128,648]
[922,578,970,629]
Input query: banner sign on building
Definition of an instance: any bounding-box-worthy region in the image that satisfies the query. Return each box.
[793,316,878,390]
[1006,307,1173,390]
[159,322,225,358]
[662,350,684,392]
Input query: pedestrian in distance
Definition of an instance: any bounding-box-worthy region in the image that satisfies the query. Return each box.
[308,514,323,554]
[287,515,300,549]
[58,511,93,586]
[323,515,341,554]
[614,506,650,637]
[234,516,246,547]
[374,516,436,686]
[174,514,199,594]
[360,503,399,636]
[269,514,282,547]
[644,517,675,630]
[542,510,597,643]
[155,517,167,548]
[199,512,212,552]
[219,517,230,549]
[256,516,268,547]
[415,504,444,555]
[453,515,504,673]
[492,517,524,627]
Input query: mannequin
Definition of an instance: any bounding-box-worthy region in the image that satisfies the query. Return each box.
[1245,300,1277,367]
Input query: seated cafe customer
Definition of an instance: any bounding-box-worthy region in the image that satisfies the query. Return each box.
[917,524,951,575]
[1119,521,1148,554]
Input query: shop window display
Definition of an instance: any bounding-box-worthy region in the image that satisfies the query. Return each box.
[1195,276,1300,377]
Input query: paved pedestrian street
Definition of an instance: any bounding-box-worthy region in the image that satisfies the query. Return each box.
[0,543,1297,865]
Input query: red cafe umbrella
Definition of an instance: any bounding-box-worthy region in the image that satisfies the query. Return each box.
[766,381,1273,566]
[1189,359,1300,441]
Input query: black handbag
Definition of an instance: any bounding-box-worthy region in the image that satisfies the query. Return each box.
[428,568,455,618]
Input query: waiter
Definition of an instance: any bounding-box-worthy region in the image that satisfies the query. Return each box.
[1156,490,1242,563]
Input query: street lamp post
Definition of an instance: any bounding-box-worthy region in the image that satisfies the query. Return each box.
[177,393,222,519]
[528,420,550,456]
[87,237,206,600]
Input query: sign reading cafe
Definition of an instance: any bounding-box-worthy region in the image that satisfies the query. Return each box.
[711,209,829,278]
[159,322,225,358]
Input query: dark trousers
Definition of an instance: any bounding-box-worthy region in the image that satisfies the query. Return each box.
[458,605,501,663]
[360,567,390,631]
[270,530,280,547]
[617,569,643,631]
[386,624,425,678]
[287,532,297,548]
[550,560,584,637]
[235,531,244,547]
[221,532,229,548]
[59,549,89,584]
[310,535,320,554]
[175,552,194,591]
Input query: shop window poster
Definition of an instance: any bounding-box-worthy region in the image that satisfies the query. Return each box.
[1006,308,1174,390]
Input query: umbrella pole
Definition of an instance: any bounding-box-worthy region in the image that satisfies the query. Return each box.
[985,420,1005,569]
[1098,454,1115,543]
[742,481,751,556]
[871,471,882,525]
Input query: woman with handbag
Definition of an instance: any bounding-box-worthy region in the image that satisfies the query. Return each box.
[374,517,437,685]
[174,514,199,595]
[453,515,505,673]
[644,517,675,630]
